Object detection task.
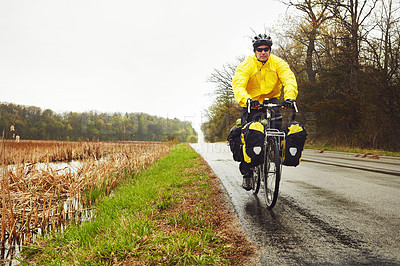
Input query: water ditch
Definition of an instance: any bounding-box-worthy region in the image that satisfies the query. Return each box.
[1,160,98,265]
[0,142,170,264]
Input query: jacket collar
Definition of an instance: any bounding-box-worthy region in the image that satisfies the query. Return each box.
[252,54,271,67]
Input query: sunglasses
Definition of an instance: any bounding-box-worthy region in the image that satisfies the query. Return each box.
[256,47,270,52]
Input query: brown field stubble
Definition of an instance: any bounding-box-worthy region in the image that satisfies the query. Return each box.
[0,140,171,248]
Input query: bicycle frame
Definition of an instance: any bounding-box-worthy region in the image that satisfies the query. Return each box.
[266,128,285,170]
[257,104,286,157]
[248,98,296,209]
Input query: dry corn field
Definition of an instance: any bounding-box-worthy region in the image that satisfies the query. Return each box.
[0,140,171,250]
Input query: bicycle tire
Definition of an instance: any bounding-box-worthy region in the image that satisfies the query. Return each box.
[252,165,262,194]
[264,136,281,209]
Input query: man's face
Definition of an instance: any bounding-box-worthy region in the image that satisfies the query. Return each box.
[255,45,270,62]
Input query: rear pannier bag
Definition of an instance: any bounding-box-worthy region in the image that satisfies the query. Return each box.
[282,121,307,166]
[241,121,265,167]
[227,125,243,162]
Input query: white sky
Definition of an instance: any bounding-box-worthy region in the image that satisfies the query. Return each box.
[0,0,288,131]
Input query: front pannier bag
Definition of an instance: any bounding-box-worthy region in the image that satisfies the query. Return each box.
[241,121,265,167]
[282,121,307,166]
[227,125,243,162]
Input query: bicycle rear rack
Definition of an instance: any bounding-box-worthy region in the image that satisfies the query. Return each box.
[265,129,285,151]
[266,128,285,139]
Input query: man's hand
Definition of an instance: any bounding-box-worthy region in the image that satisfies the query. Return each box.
[247,98,261,108]
[282,99,296,108]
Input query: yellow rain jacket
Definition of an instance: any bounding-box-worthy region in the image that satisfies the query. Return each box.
[232,54,298,107]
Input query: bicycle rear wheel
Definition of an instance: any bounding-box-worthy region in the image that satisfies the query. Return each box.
[264,137,281,209]
[252,165,262,194]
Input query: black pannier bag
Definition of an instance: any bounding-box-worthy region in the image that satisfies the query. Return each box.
[227,125,243,162]
[282,121,307,166]
[241,121,265,167]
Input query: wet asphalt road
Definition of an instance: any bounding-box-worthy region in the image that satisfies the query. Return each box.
[191,143,400,265]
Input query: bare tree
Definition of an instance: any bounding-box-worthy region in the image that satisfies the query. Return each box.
[328,0,379,91]
[202,58,244,142]
[365,0,400,82]
[207,57,244,108]
[362,0,400,147]
[281,0,332,82]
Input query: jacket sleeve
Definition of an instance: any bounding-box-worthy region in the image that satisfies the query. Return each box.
[276,58,298,100]
[232,61,252,107]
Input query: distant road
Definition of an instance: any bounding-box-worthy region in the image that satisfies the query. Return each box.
[191,143,400,265]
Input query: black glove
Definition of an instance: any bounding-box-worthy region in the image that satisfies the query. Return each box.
[282,99,296,108]
[247,98,260,108]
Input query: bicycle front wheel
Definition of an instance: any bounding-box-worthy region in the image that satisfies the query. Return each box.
[252,165,262,194]
[264,137,281,209]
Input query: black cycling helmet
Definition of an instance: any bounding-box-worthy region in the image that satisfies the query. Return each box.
[252,34,273,51]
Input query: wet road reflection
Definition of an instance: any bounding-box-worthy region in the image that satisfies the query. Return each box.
[192,143,400,265]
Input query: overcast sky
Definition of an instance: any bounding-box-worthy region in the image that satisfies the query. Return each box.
[0,0,288,131]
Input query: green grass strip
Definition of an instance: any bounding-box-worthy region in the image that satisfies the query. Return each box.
[305,143,400,157]
[20,144,233,265]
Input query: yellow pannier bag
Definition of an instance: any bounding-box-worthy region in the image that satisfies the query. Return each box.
[281,121,307,166]
[241,121,265,167]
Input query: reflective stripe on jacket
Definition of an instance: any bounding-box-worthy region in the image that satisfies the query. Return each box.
[232,54,298,107]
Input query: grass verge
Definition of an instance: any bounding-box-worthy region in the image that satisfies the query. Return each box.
[20,144,255,265]
[305,143,400,157]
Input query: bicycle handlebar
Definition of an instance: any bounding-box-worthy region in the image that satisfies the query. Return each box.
[247,99,298,121]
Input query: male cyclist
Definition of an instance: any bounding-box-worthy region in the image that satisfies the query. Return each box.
[232,33,298,190]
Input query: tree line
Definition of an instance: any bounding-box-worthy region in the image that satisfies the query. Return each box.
[0,103,198,143]
[202,0,400,151]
